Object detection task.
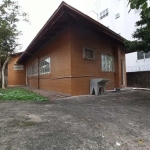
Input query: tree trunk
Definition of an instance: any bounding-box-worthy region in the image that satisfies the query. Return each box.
[2,56,10,89]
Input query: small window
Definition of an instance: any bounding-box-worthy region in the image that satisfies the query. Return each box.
[27,66,32,76]
[14,65,24,70]
[115,13,120,19]
[145,51,150,59]
[100,8,109,20]
[101,54,115,72]
[83,48,95,60]
[137,51,144,60]
[32,63,38,76]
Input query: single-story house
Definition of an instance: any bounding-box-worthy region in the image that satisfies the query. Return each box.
[8,2,127,96]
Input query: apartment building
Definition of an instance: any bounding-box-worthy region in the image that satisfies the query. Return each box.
[92,0,150,87]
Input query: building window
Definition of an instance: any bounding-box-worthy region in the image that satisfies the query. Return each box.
[40,57,50,75]
[145,52,150,59]
[27,57,50,77]
[137,51,150,60]
[83,48,95,60]
[101,54,115,72]
[27,66,32,76]
[32,63,38,76]
[115,13,120,19]
[100,9,108,19]
[14,64,24,70]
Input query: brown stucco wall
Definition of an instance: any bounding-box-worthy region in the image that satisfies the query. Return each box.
[8,54,26,87]
[26,27,72,95]
[8,25,126,96]
[70,26,126,95]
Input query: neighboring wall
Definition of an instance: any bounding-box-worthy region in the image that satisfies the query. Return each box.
[8,54,26,87]
[26,27,72,95]
[126,52,150,72]
[127,72,150,88]
[70,26,126,95]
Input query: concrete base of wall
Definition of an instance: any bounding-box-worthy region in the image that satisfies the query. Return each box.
[127,71,150,88]
[8,85,26,87]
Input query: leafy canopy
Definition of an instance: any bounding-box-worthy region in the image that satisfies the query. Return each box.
[0,0,28,55]
[125,0,150,53]
[128,0,148,11]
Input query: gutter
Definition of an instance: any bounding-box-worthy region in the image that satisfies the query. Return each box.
[133,88,150,91]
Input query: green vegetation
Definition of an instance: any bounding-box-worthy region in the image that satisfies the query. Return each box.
[9,119,38,127]
[0,87,48,101]
[125,0,150,53]
[0,0,29,89]
[128,0,149,12]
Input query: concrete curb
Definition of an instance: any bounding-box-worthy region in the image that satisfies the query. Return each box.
[133,88,150,91]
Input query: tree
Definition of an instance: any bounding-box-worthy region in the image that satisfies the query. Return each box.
[0,0,28,89]
[128,0,148,12]
[125,0,150,53]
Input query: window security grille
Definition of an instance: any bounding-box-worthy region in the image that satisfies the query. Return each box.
[14,65,24,70]
[27,57,50,76]
[27,66,32,76]
[137,51,150,60]
[145,52,150,59]
[40,57,50,74]
[137,52,144,60]
[101,55,115,72]
[32,63,38,76]
[83,48,95,60]
[100,9,108,20]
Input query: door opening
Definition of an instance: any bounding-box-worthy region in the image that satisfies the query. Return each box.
[92,88,95,95]
[121,59,125,85]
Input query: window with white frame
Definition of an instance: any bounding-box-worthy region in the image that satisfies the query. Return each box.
[145,51,150,59]
[40,57,50,74]
[83,48,95,60]
[100,9,108,20]
[14,64,24,70]
[27,66,32,76]
[115,13,120,19]
[32,63,38,76]
[101,54,115,72]
[137,51,150,60]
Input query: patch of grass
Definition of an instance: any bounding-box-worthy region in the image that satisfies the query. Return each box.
[0,87,48,101]
[9,119,38,127]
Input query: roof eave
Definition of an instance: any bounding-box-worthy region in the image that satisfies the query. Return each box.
[17,1,126,63]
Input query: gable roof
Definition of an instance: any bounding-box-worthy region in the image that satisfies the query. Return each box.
[17,1,126,63]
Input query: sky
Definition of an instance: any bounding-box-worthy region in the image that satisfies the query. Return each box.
[17,0,97,52]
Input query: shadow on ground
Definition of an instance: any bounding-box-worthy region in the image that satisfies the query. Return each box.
[0,90,150,150]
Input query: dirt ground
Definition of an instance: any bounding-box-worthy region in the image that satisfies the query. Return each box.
[0,90,150,150]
